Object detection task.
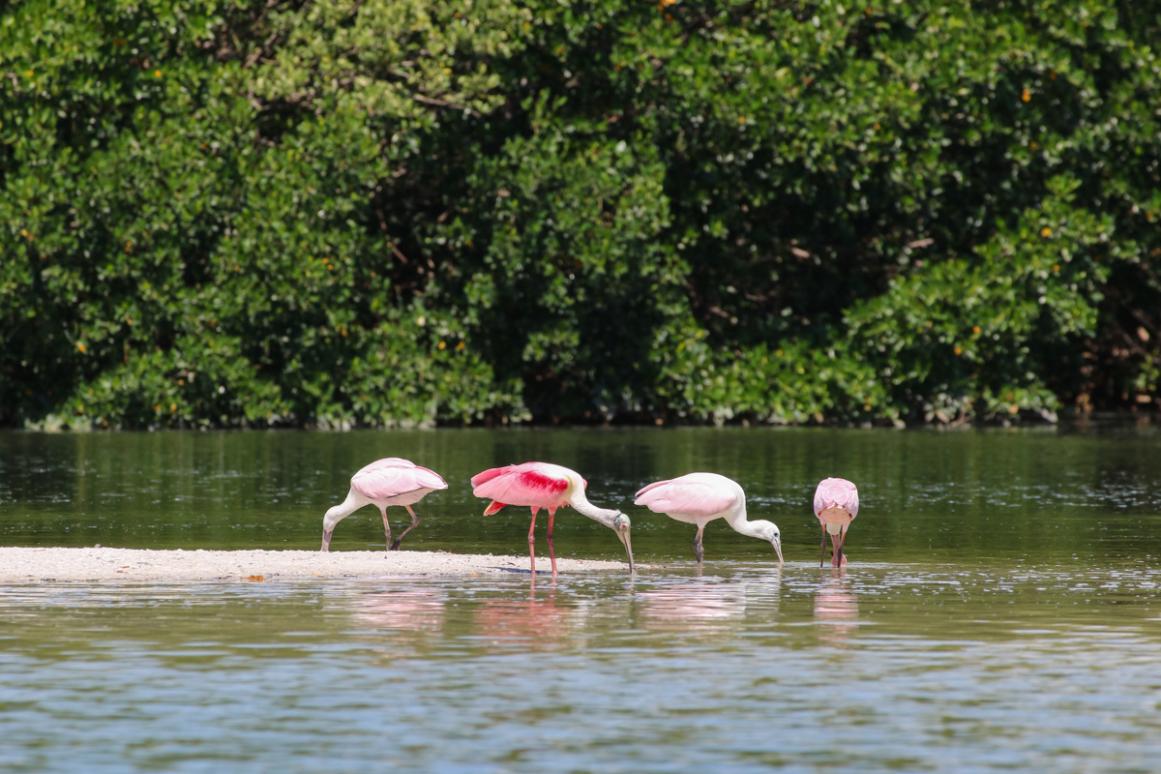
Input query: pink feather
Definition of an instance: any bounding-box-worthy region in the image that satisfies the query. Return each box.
[351,457,448,501]
[813,477,859,518]
[634,475,738,518]
[471,462,572,508]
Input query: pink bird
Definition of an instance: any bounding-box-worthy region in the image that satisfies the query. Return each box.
[470,462,634,576]
[321,458,448,552]
[813,477,859,568]
[634,472,783,564]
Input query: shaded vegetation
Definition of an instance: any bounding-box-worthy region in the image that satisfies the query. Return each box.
[2,0,1158,428]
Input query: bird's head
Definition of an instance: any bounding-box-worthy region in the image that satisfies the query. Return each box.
[753,519,783,565]
[611,511,634,573]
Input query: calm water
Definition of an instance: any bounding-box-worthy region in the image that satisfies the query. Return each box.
[2,428,1160,771]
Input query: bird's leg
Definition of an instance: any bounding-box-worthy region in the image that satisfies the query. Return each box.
[390,505,421,551]
[819,525,827,568]
[829,529,848,568]
[546,507,558,578]
[834,527,849,568]
[380,507,393,553]
[527,507,539,575]
[693,525,705,564]
[321,529,333,553]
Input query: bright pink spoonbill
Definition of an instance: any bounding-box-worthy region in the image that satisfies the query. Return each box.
[814,477,859,568]
[321,458,447,552]
[470,462,634,576]
[634,472,783,564]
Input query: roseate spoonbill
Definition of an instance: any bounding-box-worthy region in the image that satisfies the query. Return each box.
[813,477,859,568]
[321,458,448,552]
[633,472,783,565]
[470,462,634,576]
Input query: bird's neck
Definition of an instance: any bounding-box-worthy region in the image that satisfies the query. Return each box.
[569,490,620,528]
[722,502,762,537]
[323,491,365,530]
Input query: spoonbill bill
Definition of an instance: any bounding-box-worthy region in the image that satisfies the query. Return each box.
[813,477,859,567]
[634,472,783,565]
[470,462,634,576]
[321,458,447,552]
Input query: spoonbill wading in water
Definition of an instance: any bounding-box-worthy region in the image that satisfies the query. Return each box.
[634,472,783,565]
[814,477,859,568]
[470,462,634,576]
[321,458,447,552]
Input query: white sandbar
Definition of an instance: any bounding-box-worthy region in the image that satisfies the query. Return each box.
[0,547,629,583]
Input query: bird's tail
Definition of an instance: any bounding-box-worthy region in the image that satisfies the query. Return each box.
[470,466,510,489]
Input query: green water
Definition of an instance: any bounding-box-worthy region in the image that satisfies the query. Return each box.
[2,428,1160,771]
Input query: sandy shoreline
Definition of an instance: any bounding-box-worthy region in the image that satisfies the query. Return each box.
[0,547,630,583]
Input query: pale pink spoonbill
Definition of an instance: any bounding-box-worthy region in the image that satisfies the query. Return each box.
[470,462,633,576]
[813,477,859,568]
[321,458,447,552]
[634,472,783,564]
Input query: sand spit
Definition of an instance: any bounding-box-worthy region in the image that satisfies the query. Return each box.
[0,547,630,583]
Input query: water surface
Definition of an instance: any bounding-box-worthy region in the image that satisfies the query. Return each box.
[1,428,1160,771]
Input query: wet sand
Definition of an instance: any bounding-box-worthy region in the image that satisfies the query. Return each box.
[0,547,630,582]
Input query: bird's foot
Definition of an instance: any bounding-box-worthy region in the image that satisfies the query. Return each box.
[389,539,402,551]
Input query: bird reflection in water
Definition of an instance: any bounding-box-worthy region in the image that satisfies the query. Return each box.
[638,572,780,634]
[349,588,449,662]
[472,587,577,650]
[813,569,860,645]
[352,589,447,633]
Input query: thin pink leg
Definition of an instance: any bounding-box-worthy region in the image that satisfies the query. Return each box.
[527,507,539,575]
[546,507,558,577]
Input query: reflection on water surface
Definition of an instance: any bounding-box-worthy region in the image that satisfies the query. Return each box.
[2,427,1160,770]
[0,562,1160,771]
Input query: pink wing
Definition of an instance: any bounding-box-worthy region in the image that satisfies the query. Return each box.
[352,458,447,500]
[813,477,859,518]
[470,462,571,508]
[634,473,738,517]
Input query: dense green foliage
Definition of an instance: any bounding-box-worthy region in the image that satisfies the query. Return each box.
[2,0,1158,428]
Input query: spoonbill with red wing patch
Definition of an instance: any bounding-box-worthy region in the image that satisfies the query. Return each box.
[470,462,634,576]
